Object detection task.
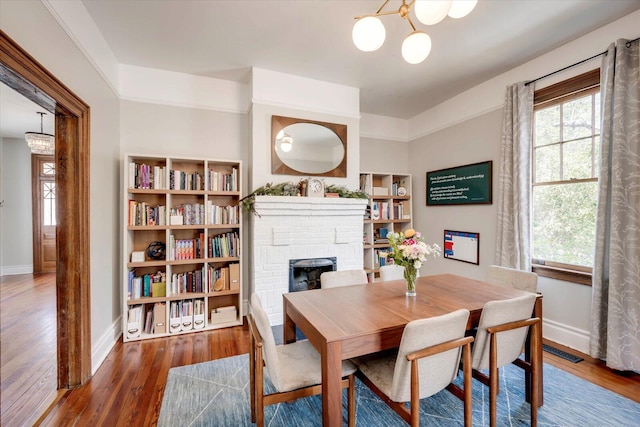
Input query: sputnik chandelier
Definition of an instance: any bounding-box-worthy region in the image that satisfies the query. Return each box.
[352,0,478,64]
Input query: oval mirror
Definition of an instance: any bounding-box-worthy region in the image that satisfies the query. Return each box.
[272,115,347,177]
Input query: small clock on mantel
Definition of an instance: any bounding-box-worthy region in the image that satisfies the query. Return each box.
[306,178,325,197]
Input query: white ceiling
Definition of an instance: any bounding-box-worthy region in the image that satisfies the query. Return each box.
[2,1,639,139]
[1,83,55,140]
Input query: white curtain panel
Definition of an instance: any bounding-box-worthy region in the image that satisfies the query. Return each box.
[590,39,640,371]
[496,82,534,270]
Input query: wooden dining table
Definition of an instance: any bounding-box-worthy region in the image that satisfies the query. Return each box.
[283,273,543,427]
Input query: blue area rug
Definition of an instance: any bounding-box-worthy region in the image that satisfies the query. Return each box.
[158,353,640,426]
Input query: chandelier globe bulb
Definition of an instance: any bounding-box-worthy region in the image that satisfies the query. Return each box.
[414,0,452,25]
[352,16,386,52]
[401,31,432,64]
[448,0,478,19]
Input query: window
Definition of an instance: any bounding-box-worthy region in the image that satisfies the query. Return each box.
[531,69,600,285]
[38,160,56,226]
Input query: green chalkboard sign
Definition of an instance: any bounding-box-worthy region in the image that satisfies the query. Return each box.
[426,161,492,205]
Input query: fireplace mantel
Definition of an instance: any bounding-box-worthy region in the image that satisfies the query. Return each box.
[250,196,367,324]
[252,195,368,216]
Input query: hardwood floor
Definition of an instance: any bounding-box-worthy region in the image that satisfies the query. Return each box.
[38,326,639,426]
[1,273,58,427]
[40,325,250,426]
[2,273,637,426]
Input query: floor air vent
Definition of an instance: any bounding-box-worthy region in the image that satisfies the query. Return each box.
[543,344,584,363]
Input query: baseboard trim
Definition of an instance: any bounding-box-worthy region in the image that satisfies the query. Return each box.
[91,315,122,375]
[1,264,33,276]
[543,318,590,354]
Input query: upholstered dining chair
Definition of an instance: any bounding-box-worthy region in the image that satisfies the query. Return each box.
[355,309,474,427]
[378,264,405,281]
[248,294,357,427]
[471,293,540,427]
[320,269,368,288]
[486,264,538,293]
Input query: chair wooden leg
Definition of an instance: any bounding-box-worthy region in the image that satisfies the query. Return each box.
[255,345,265,427]
[410,360,420,427]
[249,334,256,423]
[463,342,472,427]
[489,333,498,427]
[347,373,356,427]
[530,321,540,427]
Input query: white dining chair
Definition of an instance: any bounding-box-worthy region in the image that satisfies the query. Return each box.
[379,264,405,281]
[320,269,368,288]
[486,265,538,293]
[355,309,474,426]
[248,293,357,427]
[471,293,540,427]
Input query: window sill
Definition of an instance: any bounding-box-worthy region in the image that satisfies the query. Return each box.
[532,264,592,286]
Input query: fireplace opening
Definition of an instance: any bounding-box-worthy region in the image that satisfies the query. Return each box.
[289,257,337,292]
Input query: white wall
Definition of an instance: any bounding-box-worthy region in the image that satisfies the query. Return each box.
[0,138,33,275]
[1,0,121,371]
[410,109,502,279]
[359,137,410,173]
[120,101,248,161]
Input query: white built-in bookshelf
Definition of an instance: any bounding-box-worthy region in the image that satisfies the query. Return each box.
[122,154,242,342]
[359,172,413,282]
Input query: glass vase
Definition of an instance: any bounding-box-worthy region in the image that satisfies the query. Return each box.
[404,264,417,297]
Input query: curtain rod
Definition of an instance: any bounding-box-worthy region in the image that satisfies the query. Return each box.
[525,36,640,87]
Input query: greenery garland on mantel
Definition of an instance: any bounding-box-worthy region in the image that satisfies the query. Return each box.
[240,180,368,216]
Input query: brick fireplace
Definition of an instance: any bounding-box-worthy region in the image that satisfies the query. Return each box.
[250,196,367,325]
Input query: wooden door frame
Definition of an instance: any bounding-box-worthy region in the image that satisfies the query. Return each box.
[0,30,91,387]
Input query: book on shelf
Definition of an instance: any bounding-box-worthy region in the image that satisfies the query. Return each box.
[169,169,204,191]
[213,267,229,291]
[208,232,240,258]
[359,174,372,195]
[400,200,410,219]
[381,202,389,220]
[169,235,205,261]
[129,162,165,190]
[206,202,239,225]
[128,200,166,226]
[128,270,166,300]
[171,268,205,294]
[128,270,134,299]
[208,167,238,192]
[144,306,154,334]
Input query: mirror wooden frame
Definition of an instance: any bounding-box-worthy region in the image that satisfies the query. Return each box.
[271,115,347,177]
